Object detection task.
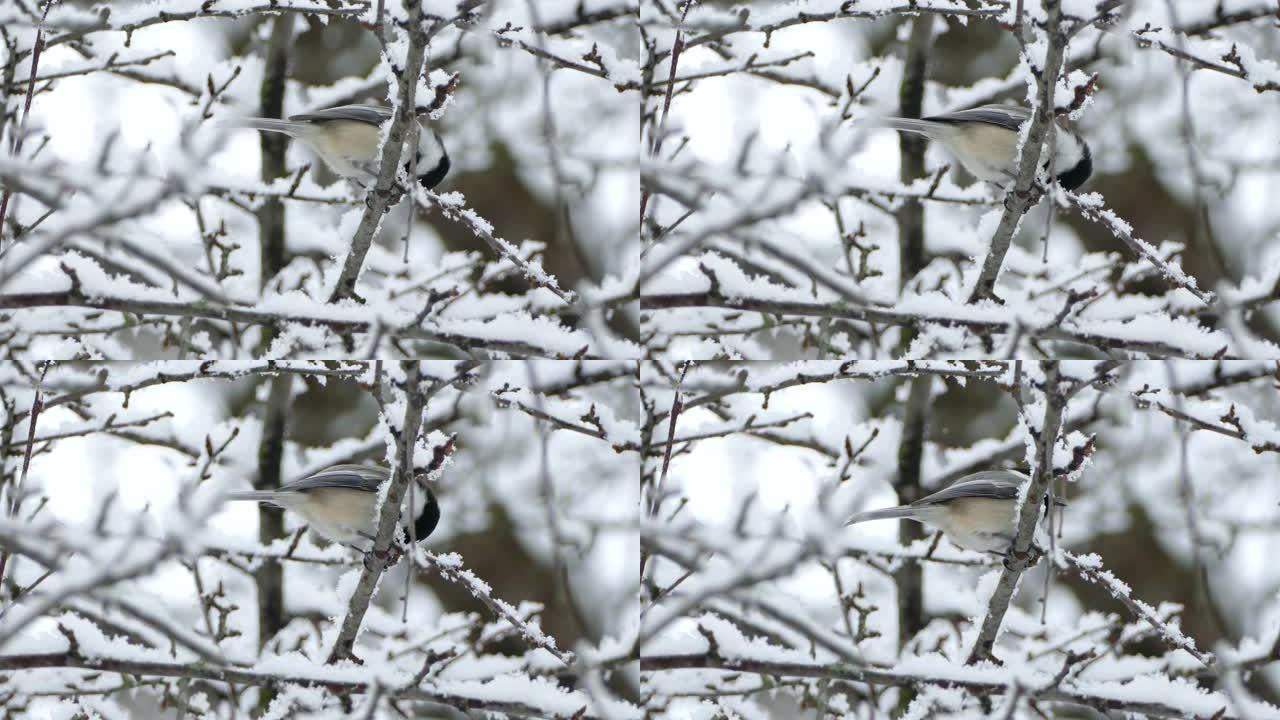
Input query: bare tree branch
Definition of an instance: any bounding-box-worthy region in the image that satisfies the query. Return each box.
[966,362,1065,665]
[968,0,1068,304]
[326,360,427,664]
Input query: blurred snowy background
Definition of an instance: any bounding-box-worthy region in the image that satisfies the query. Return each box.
[639,0,1280,359]
[0,0,639,358]
[0,359,640,717]
[640,359,1280,718]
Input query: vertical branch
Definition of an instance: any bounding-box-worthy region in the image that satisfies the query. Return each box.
[0,367,44,593]
[249,20,292,709]
[524,0,593,289]
[895,16,933,316]
[966,362,1064,665]
[0,3,51,246]
[640,362,687,596]
[967,0,1066,304]
[251,373,291,712]
[326,361,425,664]
[255,15,294,311]
[0,394,17,595]
[893,377,930,676]
[1162,0,1231,290]
[640,1,693,241]
[1165,362,1231,641]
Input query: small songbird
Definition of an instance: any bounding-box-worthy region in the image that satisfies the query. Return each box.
[224,464,440,548]
[845,469,1062,553]
[227,104,450,189]
[854,104,1092,191]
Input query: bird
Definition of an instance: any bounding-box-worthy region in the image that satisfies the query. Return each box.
[224,464,440,549]
[853,104,1092,191]
[226,104,450,189]
[844,469,1063,553]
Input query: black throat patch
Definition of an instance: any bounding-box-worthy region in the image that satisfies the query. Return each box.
[1056,141,1092,190]
[419,154,451,190]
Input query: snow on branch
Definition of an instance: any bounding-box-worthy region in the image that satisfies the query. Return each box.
[642,278,1228,358]
[638,360,1280,718]
[416,549,576,666]
[0,0,635,359]
[1132,22,1280,93]
[0,359,638,717]
[328,1,473,305]
[964,362,1067,665]
[325,361,434,665]
[34,1,370,52]
[966,0,1067,304]
[639,0,1280,359]
[0,651,617,718]
[0,286,592,357]
[641,652,1242,719]
[1058,549,1213,667]
[1063,190,1213,305]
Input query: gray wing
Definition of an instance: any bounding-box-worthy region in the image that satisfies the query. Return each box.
[277,464,388,493]
[289,105,392,126]
[912,469,1028,506]
[923,104,1029,132]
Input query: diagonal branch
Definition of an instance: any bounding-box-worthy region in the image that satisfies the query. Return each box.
[967,0,1068,304]
[416,550,575,666]
[1062,190,1212,305]
[410,187,576,304]
[327,0,433,304]
[1059,549,1214,667]
[326,361,426,664]
[966,361,1066,665]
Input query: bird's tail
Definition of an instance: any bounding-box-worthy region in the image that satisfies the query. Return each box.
[851,116,946,140]
[223,490,283,503]
[220,117,308,136]
[844,505,921,526]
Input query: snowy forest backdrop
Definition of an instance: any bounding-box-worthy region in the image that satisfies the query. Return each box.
[0,359,639,717]
[0,0,638,358]
[2,0,1280,718]
[641,360,1280,718]
[640,0,1280,359]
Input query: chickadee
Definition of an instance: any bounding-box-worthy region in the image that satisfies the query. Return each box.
[855,104,1092,191]
[844,469,1063,553]
[225,464,440,548]
[228,104,450,189]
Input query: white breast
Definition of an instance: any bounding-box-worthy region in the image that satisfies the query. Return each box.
[302,120,383,181]
[941,123,1086,186]
[295,488,378,545]
[922,497,1016,553]
[940,123,1020,183]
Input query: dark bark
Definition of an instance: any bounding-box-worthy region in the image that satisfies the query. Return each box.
[253,374,291,711]
[893,376,931,714]
[255,16,292,301]
[895,17,932,301]
[250,20,292,712]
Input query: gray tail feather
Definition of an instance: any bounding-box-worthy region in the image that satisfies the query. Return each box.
[224,491,282,503]
[852,117,945,139]
[844,505,920,526]
[221,117,307,136]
